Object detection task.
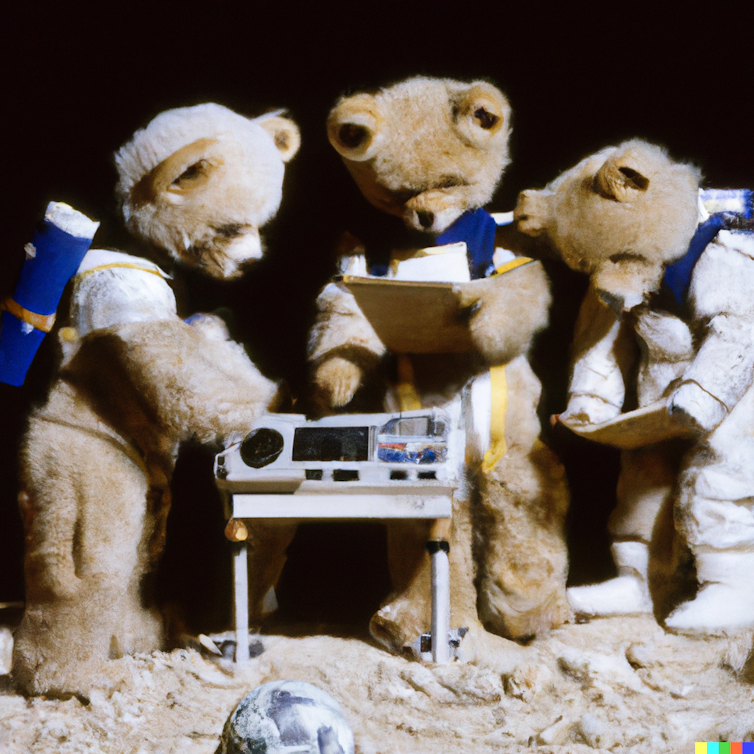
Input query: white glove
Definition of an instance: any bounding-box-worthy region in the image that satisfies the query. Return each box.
[667,381,727,435]
[560,394,622,426]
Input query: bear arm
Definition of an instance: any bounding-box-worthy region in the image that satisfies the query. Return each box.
[560,285,636,425]
[681,238,754,413]
[65,320,278,453]
[308,282,386,409]
[453,261,551,367]
[308,282,386,362]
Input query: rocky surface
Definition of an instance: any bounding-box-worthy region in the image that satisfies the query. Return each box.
[0,617,752,753]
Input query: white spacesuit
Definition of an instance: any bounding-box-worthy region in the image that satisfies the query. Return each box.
[564,191,754,634]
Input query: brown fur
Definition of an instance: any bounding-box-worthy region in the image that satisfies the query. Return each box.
[13,318,276,697]
[455,262,552,366]
[303,77,569,653]
[516,139,700,310]
[328,77,511,234]
[116,104,300,279]
[477,442,570,639]
[521,141,704,623]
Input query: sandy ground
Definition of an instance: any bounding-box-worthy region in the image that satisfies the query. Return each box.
[0,616,752,753]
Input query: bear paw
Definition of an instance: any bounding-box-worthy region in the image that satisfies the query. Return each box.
[312,356,363,409]
[369,599,427,655]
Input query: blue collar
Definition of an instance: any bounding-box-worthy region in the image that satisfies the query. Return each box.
[368,208,497,279]
[436,208,497,280]
[664,214,734,305]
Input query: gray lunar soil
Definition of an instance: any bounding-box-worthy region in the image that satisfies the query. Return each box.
[1,616,752,753]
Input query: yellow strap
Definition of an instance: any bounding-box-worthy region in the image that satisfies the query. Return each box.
[1,296,56,333]
[395,354,422,411]
[493,257,534,276]
[482,365,508,473]
[75,262,166,280]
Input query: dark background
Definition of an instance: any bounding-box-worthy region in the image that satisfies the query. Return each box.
[1,2,752,634]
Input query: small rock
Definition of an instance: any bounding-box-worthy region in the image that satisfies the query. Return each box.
[579,712,611,749]
[536,715,572,746]
[503,663,552,702]
[559,647,646,693]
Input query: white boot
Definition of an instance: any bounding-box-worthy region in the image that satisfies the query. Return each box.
[665,550,754,634]
[568,541,653,617]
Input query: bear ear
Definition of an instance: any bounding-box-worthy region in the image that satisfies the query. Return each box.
[258,115,301,163]
[594,152,651,202]
[327,93,384,162]
[452,82,511,147]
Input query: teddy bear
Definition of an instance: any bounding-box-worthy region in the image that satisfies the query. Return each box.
[115,102,300,279]
[243,76,571,662]
[13,314,278,697]
[12,102,300,696]
[516,138,754,634]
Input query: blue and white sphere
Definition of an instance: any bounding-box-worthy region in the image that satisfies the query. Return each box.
[218,680,355,754]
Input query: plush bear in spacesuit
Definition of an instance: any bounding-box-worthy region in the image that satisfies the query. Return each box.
[12,102,299,696]
[245,77,571,663]
[517,138,754,634]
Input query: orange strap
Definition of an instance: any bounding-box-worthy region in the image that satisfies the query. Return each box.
[1,297,56,333]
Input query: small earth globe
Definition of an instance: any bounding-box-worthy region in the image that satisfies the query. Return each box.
[217,679,355,754]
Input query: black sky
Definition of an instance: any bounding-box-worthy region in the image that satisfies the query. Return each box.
[0,1,751,627]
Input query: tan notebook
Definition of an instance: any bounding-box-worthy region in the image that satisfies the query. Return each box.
[559,400,692,449]
[340,276,472,353]
[340,256,538,354]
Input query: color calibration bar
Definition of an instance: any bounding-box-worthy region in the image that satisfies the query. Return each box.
[696,744,754,753]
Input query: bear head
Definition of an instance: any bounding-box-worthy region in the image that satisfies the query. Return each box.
[515,139,700,310]
[115,103,300,279]
[327,76,511,235]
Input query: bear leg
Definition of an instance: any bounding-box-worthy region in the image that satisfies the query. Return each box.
[476,442,571,640]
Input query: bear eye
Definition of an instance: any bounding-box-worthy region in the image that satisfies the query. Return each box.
[338,124,369,149]
[173,160,208,185]
[474,107,500,130]
[436,175,467,189]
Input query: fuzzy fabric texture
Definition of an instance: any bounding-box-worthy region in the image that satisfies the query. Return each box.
[516,139,701,311]
[71,249,177,336]
[115,103,300,279]
[302,77,570,651]
[328,77,511,235]
[13,318,277,697]
[527,141,754,631]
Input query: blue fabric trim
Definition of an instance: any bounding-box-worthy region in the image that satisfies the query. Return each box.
[0,218,95,386]
[0,312,47,386]
[663,214,728,305]
[15,220,94,315]
[368,263,389,277]
[436,208,497,280]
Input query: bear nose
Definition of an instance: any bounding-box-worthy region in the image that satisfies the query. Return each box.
[417,211,434,229]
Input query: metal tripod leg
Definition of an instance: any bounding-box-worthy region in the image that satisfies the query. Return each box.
[232,541,250,663]
[427,517,451,664]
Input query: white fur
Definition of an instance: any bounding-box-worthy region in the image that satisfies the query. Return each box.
[115,103,298,278]
[116,104,279,207]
